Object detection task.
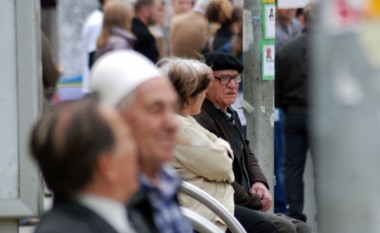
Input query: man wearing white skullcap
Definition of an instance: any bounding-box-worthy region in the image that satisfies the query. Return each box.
[91,50,193,233]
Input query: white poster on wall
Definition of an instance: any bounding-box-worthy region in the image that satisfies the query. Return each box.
[278,0,314,9]
[264,4,276,39]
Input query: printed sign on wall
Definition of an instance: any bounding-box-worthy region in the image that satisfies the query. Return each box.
[263,4,276,39]
[262,41,275,80]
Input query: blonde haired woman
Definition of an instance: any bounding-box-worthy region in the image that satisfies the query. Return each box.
[158,58,276,233]
[95,0,135,60]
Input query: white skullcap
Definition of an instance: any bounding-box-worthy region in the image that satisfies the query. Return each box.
[90,50,162,106]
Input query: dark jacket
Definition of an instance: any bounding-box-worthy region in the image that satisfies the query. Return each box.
[128,187,184,233]
[213,27,234,51]
[128,189,160,233]
[131,17,159,63]
[275,28,310,114]
[203,27,234,54]
[35,200,119,233]
[195,98,267,210]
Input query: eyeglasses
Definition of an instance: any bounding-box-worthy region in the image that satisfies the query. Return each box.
[213,74,241,85]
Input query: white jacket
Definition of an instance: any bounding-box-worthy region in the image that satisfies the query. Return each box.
[171,115,235,231]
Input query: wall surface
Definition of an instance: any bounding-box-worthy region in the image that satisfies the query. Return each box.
[0,0,19,200]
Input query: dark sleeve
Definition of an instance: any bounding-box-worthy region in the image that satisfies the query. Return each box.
[194,111,218,136]
[232,181,262,210]
[244,139,269,189]
[275,52,284,109]
[233,112,269,189]
[88,51,96,69]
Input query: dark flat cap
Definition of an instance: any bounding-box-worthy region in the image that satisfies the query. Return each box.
[204,51,244,73]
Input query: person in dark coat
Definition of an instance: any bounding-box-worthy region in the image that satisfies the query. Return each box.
[131,0,161,63]
[30,95,139,233]
[275,3,317,223]
[195,51,312,233]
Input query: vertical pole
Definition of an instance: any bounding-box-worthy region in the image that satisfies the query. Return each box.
[314,0,380,232]
[243,0,275,203]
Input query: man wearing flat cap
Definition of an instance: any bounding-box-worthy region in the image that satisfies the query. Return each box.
[90,50,193,233]
[195,51,311,233]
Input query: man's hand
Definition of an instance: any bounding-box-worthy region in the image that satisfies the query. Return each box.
[250,182,272,212]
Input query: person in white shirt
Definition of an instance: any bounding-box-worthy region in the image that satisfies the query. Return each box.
[82,0,112,94]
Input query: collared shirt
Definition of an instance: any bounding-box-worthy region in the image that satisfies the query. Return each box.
[275,18,303,49]
[78,194,136,233]
[139,165,193,233]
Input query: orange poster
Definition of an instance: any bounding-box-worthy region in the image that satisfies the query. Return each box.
[368,0,380,18]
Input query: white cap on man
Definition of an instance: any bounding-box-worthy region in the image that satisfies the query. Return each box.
[90,50,163,106]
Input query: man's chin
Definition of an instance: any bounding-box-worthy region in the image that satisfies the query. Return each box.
[155,149,174,163]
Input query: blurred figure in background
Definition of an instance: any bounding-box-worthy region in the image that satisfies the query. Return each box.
[91,50,193,233]
[171,0,193,16]
[132,0,162,63]
[218,6,243,60]
[275,6,303,49]
[273,4,304,215]
[203,0,235,53]
[82,0,112,94]
[41,31,60,106]
[170,0,211,58]
[275,3,317,223]
[165,0,193,54]
[95,0,135,61]
[31,96,139,233]
[148,0,167,59]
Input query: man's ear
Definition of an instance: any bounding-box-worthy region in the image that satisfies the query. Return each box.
[95,153,117,183]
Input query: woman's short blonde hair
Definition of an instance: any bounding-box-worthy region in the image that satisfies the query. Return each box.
[158,58,213,108]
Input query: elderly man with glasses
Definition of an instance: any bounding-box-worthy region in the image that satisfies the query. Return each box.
[195,51,311,233]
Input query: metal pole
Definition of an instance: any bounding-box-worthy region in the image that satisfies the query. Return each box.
[243,0,275,203]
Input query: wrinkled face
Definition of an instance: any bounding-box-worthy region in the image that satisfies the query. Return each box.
[172,0,192,14]
[104,107,138,202]
[148,0,164,25]
[121,78,178,173]
[206,70,239,111]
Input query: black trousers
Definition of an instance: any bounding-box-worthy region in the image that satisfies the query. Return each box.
[230,205,277,233]
[284,113,309,222]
